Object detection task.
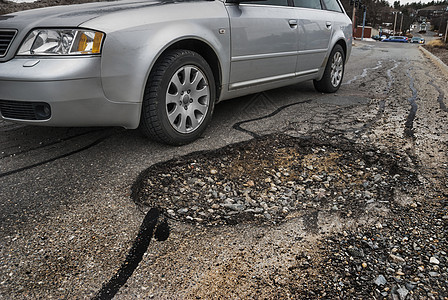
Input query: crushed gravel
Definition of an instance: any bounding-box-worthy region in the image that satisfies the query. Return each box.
[131,133,447,299]
[132,134,419,226]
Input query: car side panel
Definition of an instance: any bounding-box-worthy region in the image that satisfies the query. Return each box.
[81,1,231,104]
[220,2,351,100]
[225,3,299,90]
[296,8,333,74]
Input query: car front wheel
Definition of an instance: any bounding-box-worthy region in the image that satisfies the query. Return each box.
[140,49,215,145]
[313,44,345,93]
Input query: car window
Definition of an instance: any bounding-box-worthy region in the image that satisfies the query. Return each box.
[240,0,289,6]
[321,0,342,12]
[293,0,322,9]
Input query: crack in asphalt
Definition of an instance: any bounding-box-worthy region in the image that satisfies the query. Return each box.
[232,60,398,142]
[0,128,107,160]
[385,60,399,93]
[346,61,399,138]
[93,208,163,300]
[356,100,386,136]
[404,68,418,138]
[0,132,113,179]
[348,60,398,137]
[326,60,400,139]
[343,60,383,85]
[232,95,313,138]
[332,61,400,139]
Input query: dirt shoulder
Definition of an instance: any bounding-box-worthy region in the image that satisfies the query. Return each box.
[425,45,448,67]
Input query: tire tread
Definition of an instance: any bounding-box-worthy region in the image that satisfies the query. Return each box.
[139,50,215,145]
[313,44,345,93]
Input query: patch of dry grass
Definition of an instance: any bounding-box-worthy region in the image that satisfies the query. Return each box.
[426,39,448,49]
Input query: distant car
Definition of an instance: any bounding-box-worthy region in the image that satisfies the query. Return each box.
[0,0,353,145]
[411,37,425,44]
[383,36,408,43]
[371,35,386,41]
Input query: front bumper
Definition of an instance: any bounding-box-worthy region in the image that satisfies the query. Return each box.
[0,57,141,129]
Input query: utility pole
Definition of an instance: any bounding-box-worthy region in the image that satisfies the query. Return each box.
[445,20,448,43]
[352,0,357,37]
[361,5,367,41]
[393,12,398,35]
[399,13,404,35]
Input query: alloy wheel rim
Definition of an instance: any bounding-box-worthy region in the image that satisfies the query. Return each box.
[165,65,210,133]
[330,52,343,87]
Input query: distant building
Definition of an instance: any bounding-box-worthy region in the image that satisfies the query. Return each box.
[417,5,448,22]
[353,26,379,38]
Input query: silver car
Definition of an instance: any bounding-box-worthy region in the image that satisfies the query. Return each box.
[0,0,352,145]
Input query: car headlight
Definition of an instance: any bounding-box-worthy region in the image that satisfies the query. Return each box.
[17,29,104,56]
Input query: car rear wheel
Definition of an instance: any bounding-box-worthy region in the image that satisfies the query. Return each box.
[313,44,345,93]
[140,49,215,145]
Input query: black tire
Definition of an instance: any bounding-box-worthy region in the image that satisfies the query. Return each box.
[313,44,345,93]
[139,49,216,145]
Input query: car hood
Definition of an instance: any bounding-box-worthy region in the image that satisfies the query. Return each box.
[0,0,195,29]
[0,0,219,62]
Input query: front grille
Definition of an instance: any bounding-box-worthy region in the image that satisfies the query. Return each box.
[0,100,51,120]
[0,30,17,57]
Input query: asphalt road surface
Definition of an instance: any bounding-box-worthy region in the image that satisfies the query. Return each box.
[1,41,447,299]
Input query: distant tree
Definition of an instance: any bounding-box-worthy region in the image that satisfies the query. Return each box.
[339,0,446,31]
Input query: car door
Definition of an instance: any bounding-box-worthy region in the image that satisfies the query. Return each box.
[292,0,333,74]
[225,0,299,90]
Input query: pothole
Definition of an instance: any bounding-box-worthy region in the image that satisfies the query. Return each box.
[132,134,420,226]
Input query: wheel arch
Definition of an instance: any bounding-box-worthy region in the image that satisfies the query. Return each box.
[313,41,345,93]
[335,38,347,60]
[316,38,348,81]
[139,47,218,145]
[149,39,223,102]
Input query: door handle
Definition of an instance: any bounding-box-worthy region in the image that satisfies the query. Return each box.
[289,19,298,28]
[326,21,332,29]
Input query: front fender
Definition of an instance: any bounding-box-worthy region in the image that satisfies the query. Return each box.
[82,1,230,105]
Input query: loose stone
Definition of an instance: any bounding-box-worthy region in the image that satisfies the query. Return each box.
[396,286,409,300]
[429,257,440,265]
[374,275,387,286]
[389,254,405,264]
